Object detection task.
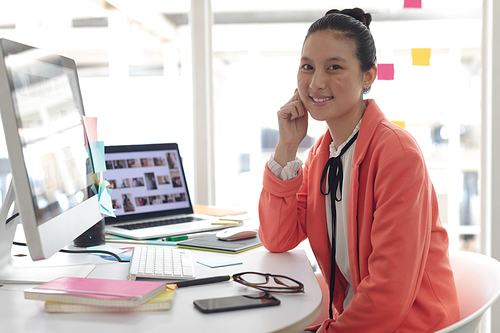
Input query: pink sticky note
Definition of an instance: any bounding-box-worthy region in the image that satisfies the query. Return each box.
[377,64,395,80]
[81,116,98,147]
[404,0,422,8]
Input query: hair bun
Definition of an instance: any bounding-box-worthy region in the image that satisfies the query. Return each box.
[325,8,372,29]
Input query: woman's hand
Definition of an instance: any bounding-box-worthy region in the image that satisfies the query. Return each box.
[274,90,308,167]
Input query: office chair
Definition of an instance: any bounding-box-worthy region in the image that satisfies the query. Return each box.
[311,251,500,332]
[434,251,500,333]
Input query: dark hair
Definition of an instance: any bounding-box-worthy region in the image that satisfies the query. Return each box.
[305,8,376,73]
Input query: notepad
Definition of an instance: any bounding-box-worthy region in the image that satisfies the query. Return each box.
[193,204,247,217]
[177,234,262,254]
[43,284,177,313]
[25,277,166,307]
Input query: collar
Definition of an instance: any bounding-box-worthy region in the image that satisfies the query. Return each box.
[329,119,362,158]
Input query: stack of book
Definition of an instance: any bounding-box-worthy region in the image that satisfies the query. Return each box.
[24,277,177,313]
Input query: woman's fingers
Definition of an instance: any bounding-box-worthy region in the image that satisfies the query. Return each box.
[279,91,306,120]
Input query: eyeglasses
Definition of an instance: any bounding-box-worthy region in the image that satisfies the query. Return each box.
[232,272,304,293]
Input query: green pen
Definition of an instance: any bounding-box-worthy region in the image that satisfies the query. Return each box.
[144,239,179,246]
[163,235,189,241]
[105,234,178,246]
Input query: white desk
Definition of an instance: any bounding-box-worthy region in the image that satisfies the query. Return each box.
[0,244,322,333]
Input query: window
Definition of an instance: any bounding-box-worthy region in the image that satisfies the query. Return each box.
[0,0,196,198]
[211,1,482,252]
[0,0,484,252]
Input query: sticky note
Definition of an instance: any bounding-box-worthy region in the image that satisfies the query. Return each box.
[99,182,116,217]
[91,173,99,188]
[377,64,395,80]
[81,116,98,147]
[98,248,133,261]
[88,141,106,173]
[85,146,94,174]
[404,0,422,8]
[91,184,98,196]
[87,245,130,260]
[196,258,243,268]
[391,121,405,128]
[412,48,431,66]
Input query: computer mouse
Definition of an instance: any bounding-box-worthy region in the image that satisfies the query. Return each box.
[215,227,258,241]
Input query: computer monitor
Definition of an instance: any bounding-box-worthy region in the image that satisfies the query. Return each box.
[0,39,103,283]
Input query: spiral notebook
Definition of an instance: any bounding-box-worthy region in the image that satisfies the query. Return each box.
[177,234,262,254]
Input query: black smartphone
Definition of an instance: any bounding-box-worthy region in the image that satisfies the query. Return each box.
[193,292,280,313]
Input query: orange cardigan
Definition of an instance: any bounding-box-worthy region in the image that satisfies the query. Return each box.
[258,100,460,332]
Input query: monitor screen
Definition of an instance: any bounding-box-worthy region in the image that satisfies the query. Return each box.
[0,39,102,267]
[6,50,94,226]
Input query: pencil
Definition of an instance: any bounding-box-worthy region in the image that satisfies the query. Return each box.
[175,275,231,288]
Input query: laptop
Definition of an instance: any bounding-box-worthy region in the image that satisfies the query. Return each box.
[103,143,228,239]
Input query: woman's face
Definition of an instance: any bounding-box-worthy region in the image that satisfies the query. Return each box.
[297,30,368,127]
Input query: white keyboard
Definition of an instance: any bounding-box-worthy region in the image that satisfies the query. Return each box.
[127,246,195,281]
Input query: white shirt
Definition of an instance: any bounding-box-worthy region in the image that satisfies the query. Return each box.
[268,120,361,309]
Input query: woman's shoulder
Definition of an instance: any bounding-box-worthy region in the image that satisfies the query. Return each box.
[355,100,425,168]
[362,100,421,153]
[376,120,423,157]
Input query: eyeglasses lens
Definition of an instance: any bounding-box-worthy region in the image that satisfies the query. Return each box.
[240,273,268,285]
[273,276,298,287]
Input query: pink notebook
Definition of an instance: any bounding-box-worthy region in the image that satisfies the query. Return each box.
[25,277,166,307]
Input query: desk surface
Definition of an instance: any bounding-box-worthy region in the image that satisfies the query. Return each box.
[0,244,322,333]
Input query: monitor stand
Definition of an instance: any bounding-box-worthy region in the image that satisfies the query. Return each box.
[0,182,95,284]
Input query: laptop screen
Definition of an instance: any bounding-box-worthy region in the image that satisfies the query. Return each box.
[103,143,194,224]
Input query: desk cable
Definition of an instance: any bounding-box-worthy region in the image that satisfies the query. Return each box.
[5,212,19,225]
[7,212,130,263]
[12,241,130,263]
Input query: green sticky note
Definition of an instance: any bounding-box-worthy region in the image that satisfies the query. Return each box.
[196,258,243,268]
[85,146,94,174]
[90,141,106,173]
[412,48,431,66]
[99,182,116,217]
[91,184,98,196]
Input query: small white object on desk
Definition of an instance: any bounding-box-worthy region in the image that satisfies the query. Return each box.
[215,227,257,241]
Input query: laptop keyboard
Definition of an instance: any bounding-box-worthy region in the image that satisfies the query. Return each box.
[117,216,204,230]
[127,246,195,280]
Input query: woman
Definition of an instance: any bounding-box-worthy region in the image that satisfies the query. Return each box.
[258,8,460,332]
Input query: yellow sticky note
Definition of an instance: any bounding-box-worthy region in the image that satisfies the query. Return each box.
[412,48,431,66]
[91,173,99,187]
[391,121,405,128]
